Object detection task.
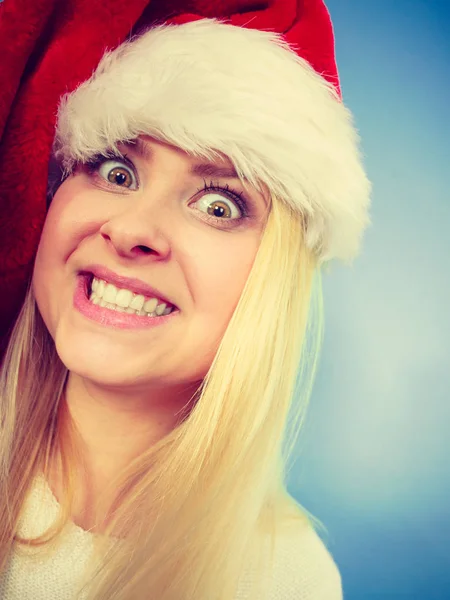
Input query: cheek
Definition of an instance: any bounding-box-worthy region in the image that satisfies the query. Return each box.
[181,238,258,379]
[33,212,64,334]
[196,239,257,325]
[32,185,85,330]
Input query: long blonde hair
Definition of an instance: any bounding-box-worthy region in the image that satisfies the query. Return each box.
[0,190,326,599]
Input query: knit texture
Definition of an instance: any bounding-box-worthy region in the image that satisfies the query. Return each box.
[0,475,343,599]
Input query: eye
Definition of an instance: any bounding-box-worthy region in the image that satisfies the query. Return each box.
[194,194,241,220]
[97,159,138,189]
[192,180,250,226]
[82,153,139,190]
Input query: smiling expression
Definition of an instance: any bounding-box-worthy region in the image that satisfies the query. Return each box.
[32,136,269,391]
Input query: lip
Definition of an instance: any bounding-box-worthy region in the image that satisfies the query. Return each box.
[79,264,177,308]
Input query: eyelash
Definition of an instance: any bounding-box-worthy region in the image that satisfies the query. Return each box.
[81,152,251,228]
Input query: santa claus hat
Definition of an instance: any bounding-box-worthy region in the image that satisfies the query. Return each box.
[0,0,371,348]
[54,12,371,265]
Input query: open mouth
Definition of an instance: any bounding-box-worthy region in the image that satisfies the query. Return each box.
[82,273,177,318]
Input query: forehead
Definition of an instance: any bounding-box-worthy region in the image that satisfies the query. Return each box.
[120,136,241,179]
[117,136,270,204]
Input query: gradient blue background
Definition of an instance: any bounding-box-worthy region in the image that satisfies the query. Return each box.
[287,2,450,598]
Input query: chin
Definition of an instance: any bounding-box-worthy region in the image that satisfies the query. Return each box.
[53,331,141,387]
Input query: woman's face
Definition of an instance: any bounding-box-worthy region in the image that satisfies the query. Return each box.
[33,136,269,391]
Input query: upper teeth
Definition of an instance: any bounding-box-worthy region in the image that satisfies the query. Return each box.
[90,277,174,316]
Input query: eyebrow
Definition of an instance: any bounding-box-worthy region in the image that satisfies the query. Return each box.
[121,138,242,180]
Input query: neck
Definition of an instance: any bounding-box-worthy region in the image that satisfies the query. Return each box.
[48,372,198,532]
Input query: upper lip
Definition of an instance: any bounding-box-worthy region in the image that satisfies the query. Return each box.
[80,264,178,308]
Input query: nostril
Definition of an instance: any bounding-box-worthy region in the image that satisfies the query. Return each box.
[137,245,152,254]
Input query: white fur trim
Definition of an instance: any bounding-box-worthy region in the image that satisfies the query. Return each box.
[54,18,371,264]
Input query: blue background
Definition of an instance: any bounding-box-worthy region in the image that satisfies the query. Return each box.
[287,1,450,599]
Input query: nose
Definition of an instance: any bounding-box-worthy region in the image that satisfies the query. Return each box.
[99,205,171,261]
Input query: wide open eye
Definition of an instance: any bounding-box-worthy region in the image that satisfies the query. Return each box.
[190,180,250,228]
[193,193,242,220]
[97,159,138,190]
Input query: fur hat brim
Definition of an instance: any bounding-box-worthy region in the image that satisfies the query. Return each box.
[54,19,371,265]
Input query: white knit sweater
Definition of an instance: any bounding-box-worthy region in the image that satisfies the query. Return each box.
[0,475,343,599]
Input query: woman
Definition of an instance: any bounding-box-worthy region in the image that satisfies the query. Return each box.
[0,1,371,599]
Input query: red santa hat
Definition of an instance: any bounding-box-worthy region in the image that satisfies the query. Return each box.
[0,0,371,353]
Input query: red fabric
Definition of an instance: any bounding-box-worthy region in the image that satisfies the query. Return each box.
[0,0,339,356]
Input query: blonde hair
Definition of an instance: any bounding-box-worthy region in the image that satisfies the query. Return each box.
[0,189,327,599]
